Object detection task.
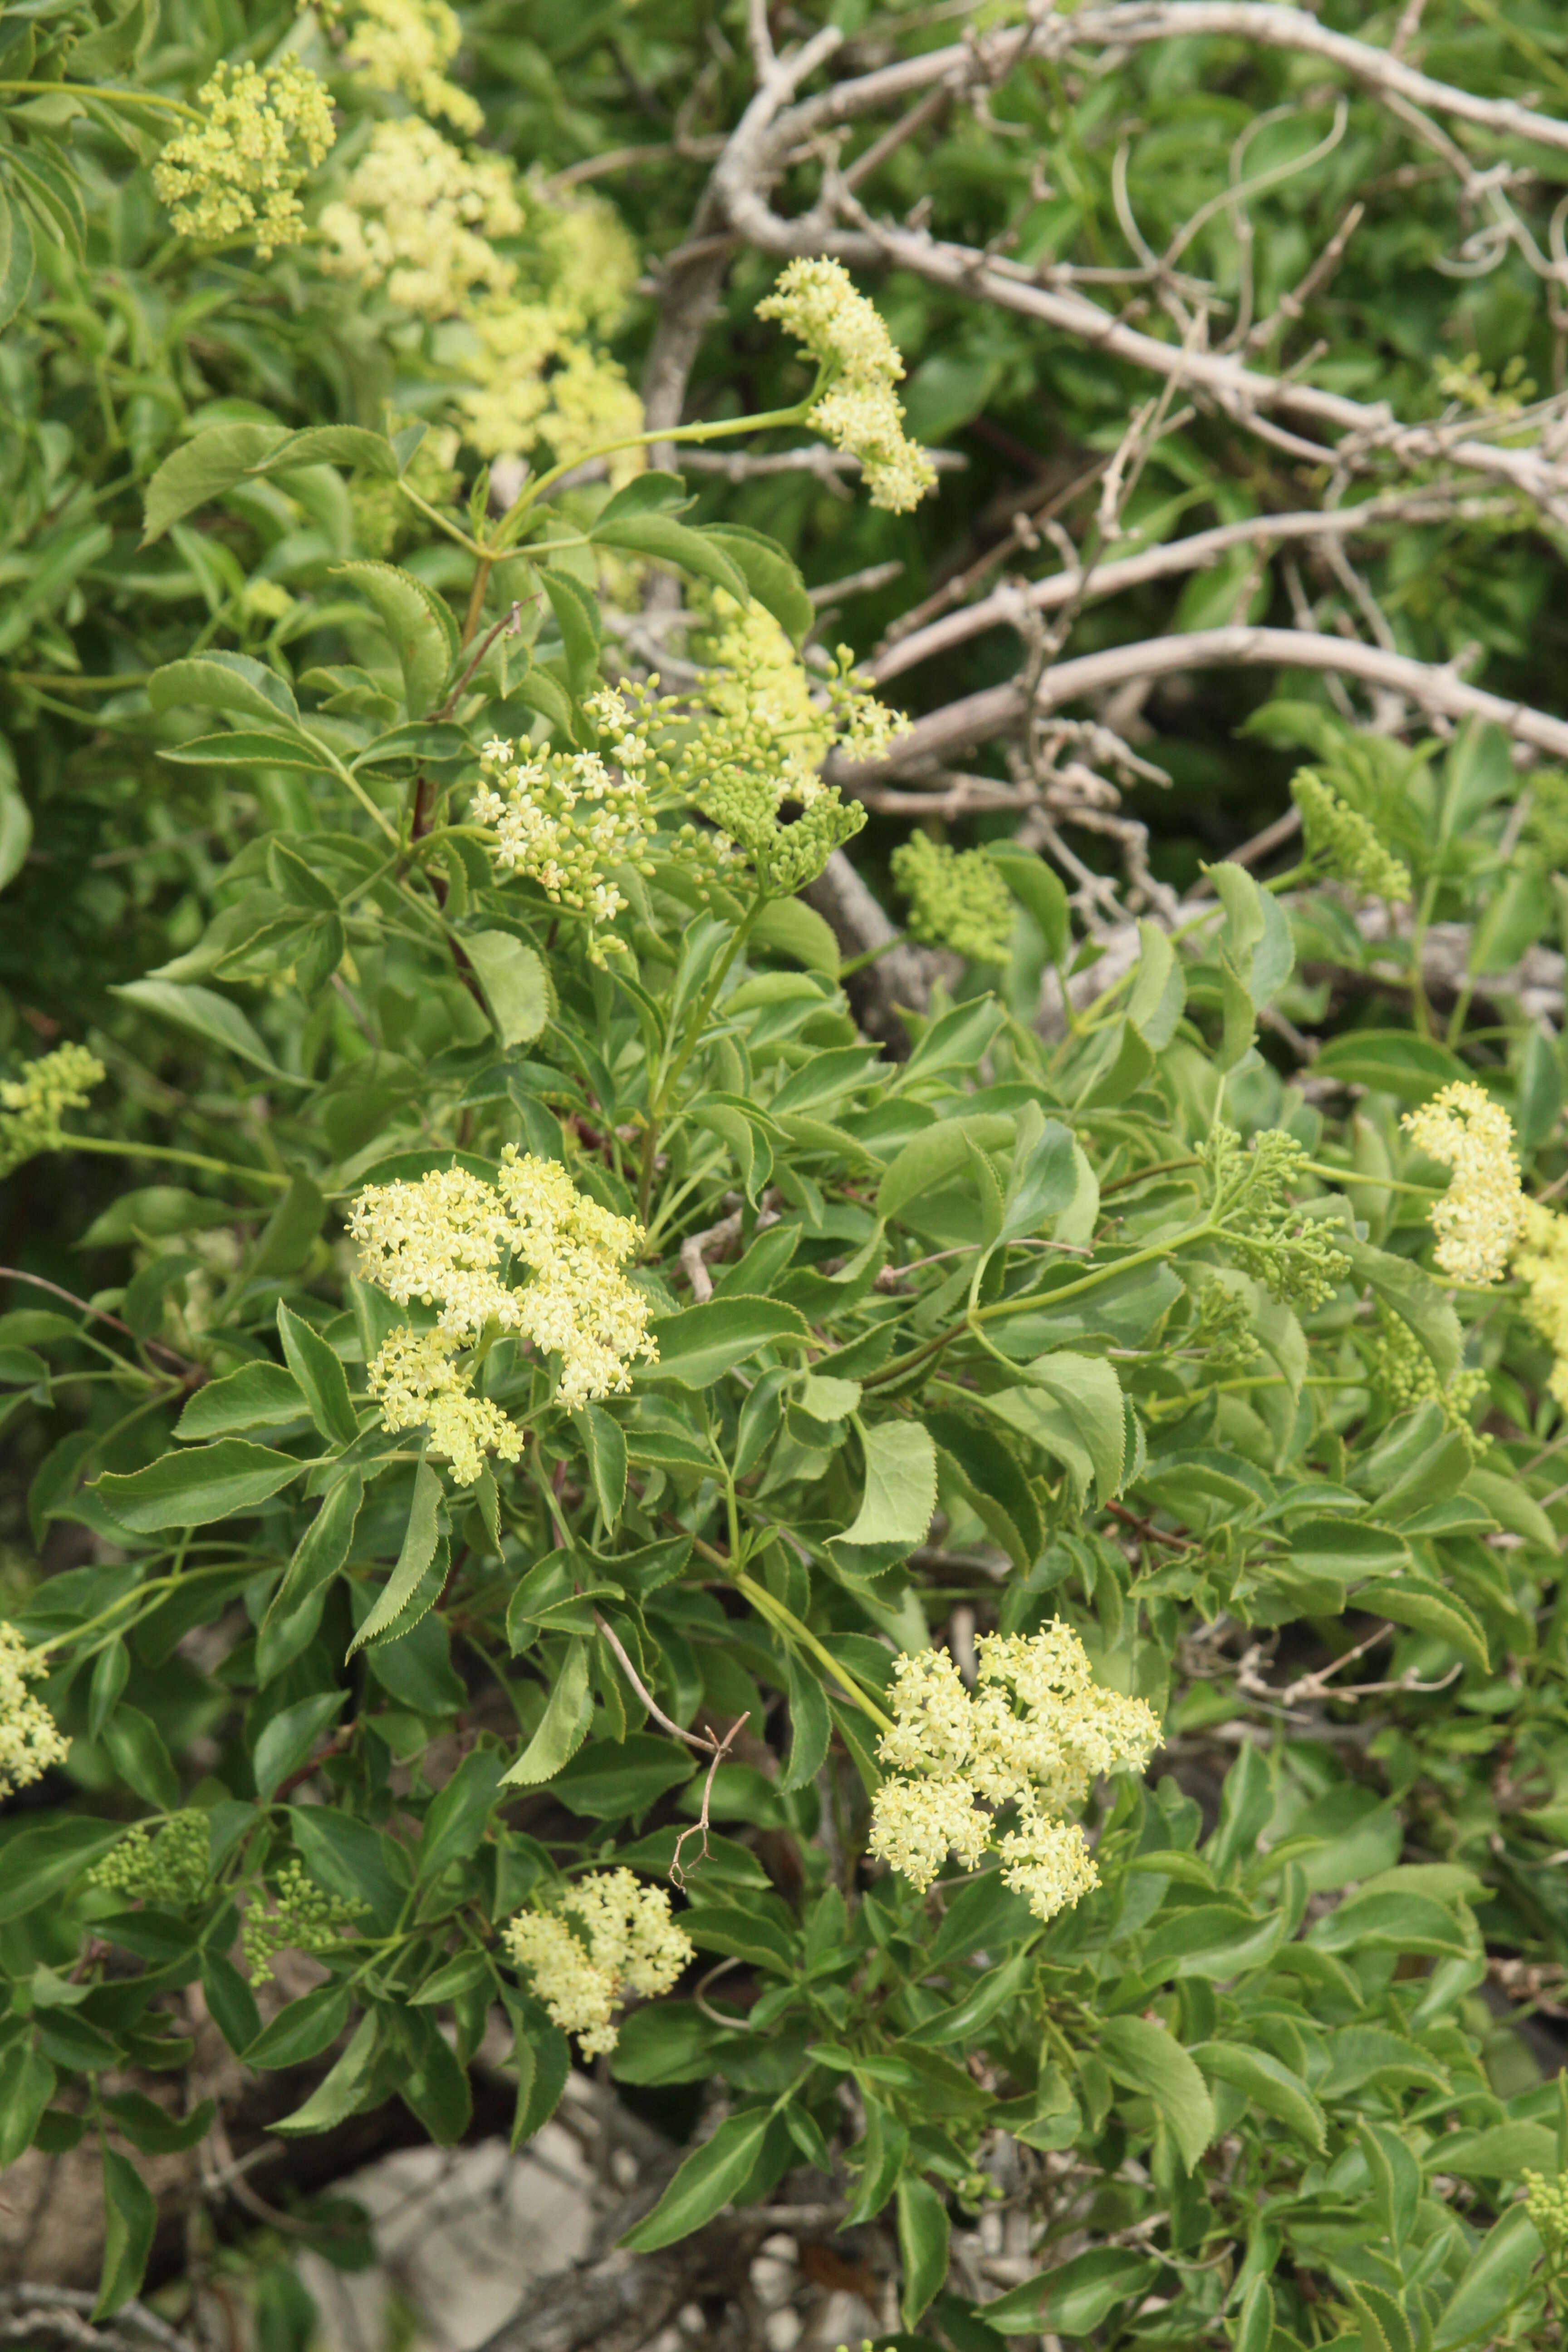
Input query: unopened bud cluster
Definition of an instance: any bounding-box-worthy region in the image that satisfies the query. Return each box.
[243,1858,369,1984]
[892,833,1015,964]
[869,1623,1161,1922]
[1291,769,1411,902]
[0,1042,104,1179]
[89,1810,212,1910]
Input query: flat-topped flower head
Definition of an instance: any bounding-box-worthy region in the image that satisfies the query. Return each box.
[321,118,521,317]
[349,1151,656,1422]
[0,1624,67,1799]
[1513,1199,1568,1408]
[503,1870,692,2057]
[0,1041,103,1179]
[1403,1080,1524,1285]
[756,258,936,512]
[471,688,656,959]
[367,1326,524,1485]
[867,1621,1161,1920]
[154,60,335,257]
[343,0,481,131]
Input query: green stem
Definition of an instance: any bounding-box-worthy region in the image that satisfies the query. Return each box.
[732,1568,894,1733]
[493,397,818,549]
[65,1132,291,1191]
[0,81,196,113]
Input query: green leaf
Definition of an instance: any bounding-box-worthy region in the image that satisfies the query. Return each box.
[1432,2204,1542,2349]
[1234,2278,1275,2352]
[253,1689,346,1803]
[576,1402,627,1527]
[97,1440,306,1532]
[110,979,300,1084]
[176,1362,308,1440]
[200,1951,262,2056]
[696,524,814,642]
[999,1104,1078,1241]
[876,1118,1010,1224]
[897,2176,951,2328]
[1191,2042,1325,2149]
[1358,1576,1488,1671]
[986,844,1070,965]
[779,1651,832,1795]
[102,1705,180,1812]
[266,1470,364,1628]
[94,2147,158,2318]
[1309,1891,1470,1957]
[750,897,841,973]
[260,426,399,480]
[160,729,330,771]
[348,1462,443,1654]
[619,2109,773,2253]
[1098,2015,1215,2171]
[1343,1237,1460,1383]
[647,1296,810,1387]
[554,1732,695,1818]
[400,2020,472,2145]
[1428,2122,1557,2180]
[141,422,288,544]
[148,648,301,728]
[538,566,603,695]
[1019,1353,1126,1498]
[245,1983,353,2070]
[0,767,33,895]
[500,1638,592,1785]
[1208,860,1294,1008]
[0,2040,55,2165]
[839,1418,937,1549]
[1311,1029,1472,1102]
[101,2092,216,2156]
[0,189,35,333]
[272,2011,381,2136]
[336,562,458,717]
[417,1747,504,1881]
[277,1303,359,1448]
[464,931,551,1047]
[589,511,752,606]
[983,2249,1160,2336]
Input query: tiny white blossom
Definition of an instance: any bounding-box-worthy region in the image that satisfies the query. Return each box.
[0,1624,68,1799]
[503,1869,692,2057]
[1403,1081,1524,1285]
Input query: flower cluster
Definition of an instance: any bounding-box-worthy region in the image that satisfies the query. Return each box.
[1190,1277,1261,1369]
[153,60,335,257]
[1370,1306,1489,1436]
[756,258,936,512]
[1526,2168,1568,2257]
[869,1625,1161,1922]
[367,1327,524,1485]
[1513,1200,1568,1409]
[1202,1126,1351,1311]
[472,688,658,956]
[891,832,1016,963]
[1291,769,1411,902]
[0,1624,67,1799]
[89,1811,211,1910]
[622,597,907,897]
[351,1147,656,1431]
[1403,1082,1524,1285]
[242,1859,369,1985]
[0,1042,104,1179]
[321,118,521,318]
[503,1869,692,2057]
[343,0,481,131]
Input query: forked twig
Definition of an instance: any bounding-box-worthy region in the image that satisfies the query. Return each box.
[592,1611,750,1882]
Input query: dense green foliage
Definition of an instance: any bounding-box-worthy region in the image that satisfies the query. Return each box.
[6,5,1568,2351]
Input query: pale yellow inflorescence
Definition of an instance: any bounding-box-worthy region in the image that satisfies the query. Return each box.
[343,0,481,131]
[153,60,336,258]
[0,1623,68,1800]
[756,258,936,512]
[1513,1200,1568,1410]
[349,1147,656,1448]
[1402,1081,1525,1285]
[321,118,522,318]
[868,1623,1161,1922]
[0,1042,104,1179]
[366,1327,524,1485]
[472,688,658,958]
[503,1869,693,2057]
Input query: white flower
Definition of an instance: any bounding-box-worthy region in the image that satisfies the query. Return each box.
[0,1624,68,1799]
[1403,1080,1524,1285]
[321,118,521,318]
[756,258,936,512]
[503,1869,692,2057]
[366,1327,523,1485]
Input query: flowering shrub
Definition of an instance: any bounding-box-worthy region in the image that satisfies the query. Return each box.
[5,4,1568,2348]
